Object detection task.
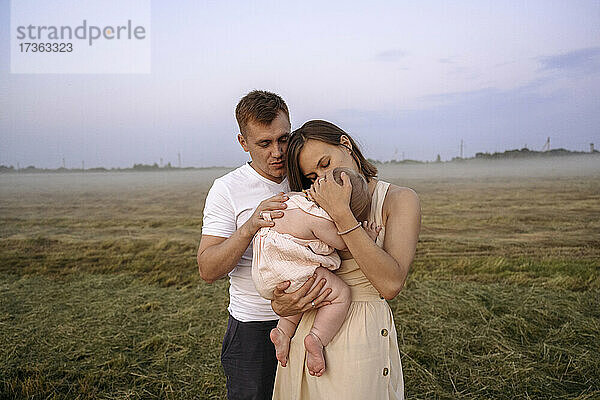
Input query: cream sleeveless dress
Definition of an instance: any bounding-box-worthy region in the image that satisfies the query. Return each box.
[272,180,404,400]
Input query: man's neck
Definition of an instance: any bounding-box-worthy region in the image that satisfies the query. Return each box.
[248,161,285,184]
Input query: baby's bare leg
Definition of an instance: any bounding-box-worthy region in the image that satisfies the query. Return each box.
[271,314,302,367]
[305,266,351,377]
[278,314,302,338]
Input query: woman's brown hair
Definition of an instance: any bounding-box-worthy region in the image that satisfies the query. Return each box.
[286,120,378,191]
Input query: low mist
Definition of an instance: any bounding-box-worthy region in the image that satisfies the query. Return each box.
[377,155,600,181]
[0,156,598,195]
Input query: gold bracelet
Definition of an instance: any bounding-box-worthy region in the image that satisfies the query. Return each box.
[337,222,362,235]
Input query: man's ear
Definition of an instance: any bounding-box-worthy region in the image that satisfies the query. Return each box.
[238,134,249,152]
[340,135,352,151]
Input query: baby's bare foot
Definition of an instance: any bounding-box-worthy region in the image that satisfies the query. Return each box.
[304,332,325,377]
[270,327,290,367]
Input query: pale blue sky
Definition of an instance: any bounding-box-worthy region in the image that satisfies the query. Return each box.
[1,0,599,168]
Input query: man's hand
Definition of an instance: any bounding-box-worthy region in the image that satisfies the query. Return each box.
[241,192,288,238]
[198,192,289,283]
[271,274,332,317]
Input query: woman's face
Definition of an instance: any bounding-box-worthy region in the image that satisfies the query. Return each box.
[298,137,359,183]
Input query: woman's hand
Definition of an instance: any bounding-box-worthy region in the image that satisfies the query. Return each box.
[307,171,352,221]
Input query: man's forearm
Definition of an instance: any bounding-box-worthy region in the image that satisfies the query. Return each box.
[198,225,254,283]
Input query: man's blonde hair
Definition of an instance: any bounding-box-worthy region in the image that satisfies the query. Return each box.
[235,90,289,137]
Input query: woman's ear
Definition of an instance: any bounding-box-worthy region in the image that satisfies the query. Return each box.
[340,135,352,151]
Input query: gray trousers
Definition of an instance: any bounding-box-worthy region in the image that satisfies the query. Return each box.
[221,314,279,400]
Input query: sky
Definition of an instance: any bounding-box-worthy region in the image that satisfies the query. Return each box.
[1,0,599,168]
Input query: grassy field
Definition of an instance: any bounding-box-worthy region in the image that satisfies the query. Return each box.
[1,160,599,399]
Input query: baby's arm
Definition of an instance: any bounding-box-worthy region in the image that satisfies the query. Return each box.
[363,221,382,242]
[310,217,347,250]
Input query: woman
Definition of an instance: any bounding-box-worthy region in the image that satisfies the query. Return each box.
[271,120,421,399]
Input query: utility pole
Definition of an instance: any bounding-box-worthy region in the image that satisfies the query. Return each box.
[542,137,550,151]
[460,139,464,159]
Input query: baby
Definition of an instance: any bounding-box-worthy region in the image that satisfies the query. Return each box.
[252,167,377,377]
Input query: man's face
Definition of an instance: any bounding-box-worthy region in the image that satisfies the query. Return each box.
[238,110,290,183]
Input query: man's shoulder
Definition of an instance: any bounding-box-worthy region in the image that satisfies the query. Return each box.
[203,166,250,220]
[211,164,250,190]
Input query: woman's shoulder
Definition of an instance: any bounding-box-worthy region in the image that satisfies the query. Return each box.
[375,179,418,202]
[382,183,420,218]
[386,183,418,199]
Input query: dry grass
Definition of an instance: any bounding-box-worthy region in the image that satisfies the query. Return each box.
[1,165,599,399]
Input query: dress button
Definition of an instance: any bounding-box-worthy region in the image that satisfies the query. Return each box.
[381,329,388,337]
[383,367,389,376]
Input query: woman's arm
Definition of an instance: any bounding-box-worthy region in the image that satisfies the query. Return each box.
[308,172,421,299]
[311,218,381,250]
[334,188,420,298]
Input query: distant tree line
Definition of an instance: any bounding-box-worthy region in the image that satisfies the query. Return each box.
[473,147,598,160]
[367,158,425,165]
[0,163,197,173]
[369,147,598,165]
[2,148,598,173]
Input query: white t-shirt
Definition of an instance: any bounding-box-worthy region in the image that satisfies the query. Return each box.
[202,162,290,322]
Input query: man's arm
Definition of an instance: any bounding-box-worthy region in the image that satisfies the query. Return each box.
[197,193,288,283]
[197,234,251,283]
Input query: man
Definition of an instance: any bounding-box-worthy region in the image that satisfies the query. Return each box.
[198,90,331,400]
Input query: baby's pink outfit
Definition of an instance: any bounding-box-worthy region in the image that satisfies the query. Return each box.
[252,194,341,300]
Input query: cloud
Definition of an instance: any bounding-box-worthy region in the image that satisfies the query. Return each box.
[374,49,407,62]
[419,87,499,105]
[537,46,600,73]
[438,57,455,64]
[328,69,600,161]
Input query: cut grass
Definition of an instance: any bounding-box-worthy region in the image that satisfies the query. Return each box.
[1,273,229,399]
[1,274,598,399]
[1,168,599,399]
[391,280,600,399]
